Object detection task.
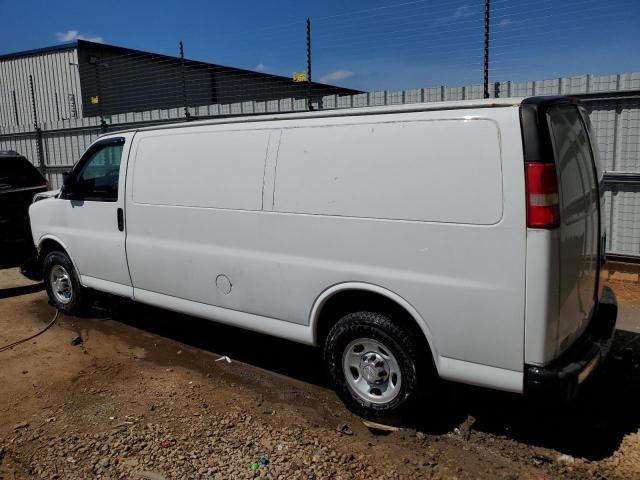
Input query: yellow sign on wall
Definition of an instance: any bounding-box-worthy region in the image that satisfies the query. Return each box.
[292,72,306,82]
[90,95,100,105]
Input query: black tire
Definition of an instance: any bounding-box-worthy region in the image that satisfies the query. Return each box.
[323,311,433,419]
[43,251,88,314]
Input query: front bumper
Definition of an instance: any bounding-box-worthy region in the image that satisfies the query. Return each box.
[524,286,618,401]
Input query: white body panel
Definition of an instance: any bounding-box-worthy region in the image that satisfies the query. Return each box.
[29,132,134,296]
[121,106,527,391]
[273,119,503,224]
[524,229,562,365]
[32,99,606,395]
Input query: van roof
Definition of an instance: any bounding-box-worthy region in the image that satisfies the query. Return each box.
[104,96,553,136]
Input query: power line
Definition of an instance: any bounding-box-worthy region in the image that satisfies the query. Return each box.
[314,0,478,22]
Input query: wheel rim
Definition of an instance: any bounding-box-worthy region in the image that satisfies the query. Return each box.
[342,338,402,405]
[49,265,73,305]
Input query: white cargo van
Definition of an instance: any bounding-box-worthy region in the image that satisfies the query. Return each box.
[29,97,617,417]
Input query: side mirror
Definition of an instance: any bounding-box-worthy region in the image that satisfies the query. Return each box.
[61,171,73,197]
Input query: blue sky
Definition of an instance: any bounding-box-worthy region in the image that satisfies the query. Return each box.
[1,0,639,91]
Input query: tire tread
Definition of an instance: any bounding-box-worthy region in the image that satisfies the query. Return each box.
[323,311,433,419]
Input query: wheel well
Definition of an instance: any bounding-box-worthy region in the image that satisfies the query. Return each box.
[315,289,427,350]
[39,239,66,259]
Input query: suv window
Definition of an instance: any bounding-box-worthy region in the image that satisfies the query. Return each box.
[0,156,46,190]
[69,141,124,201]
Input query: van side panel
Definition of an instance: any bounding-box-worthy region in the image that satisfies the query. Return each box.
[131,129,269,210]
[125,126,274,314]
[274,120,503,224]
[125,107,527,376]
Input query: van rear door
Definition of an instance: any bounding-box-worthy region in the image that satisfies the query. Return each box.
[547,104,601,353]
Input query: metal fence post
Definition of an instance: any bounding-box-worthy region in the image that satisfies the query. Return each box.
[180,41,191,120]
[93,57,108,133]
[28,75,46,176]
[12,90,20,125]
[55,92,61,121]
[306,18,313,111]
[483,0,491,99]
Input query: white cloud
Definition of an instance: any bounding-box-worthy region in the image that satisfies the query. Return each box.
[497,18,513,27]
[319,70,354,84]
[453,4,474,18]
[434,4,476,25]
[255,63,268,72]
[55,30,104,43]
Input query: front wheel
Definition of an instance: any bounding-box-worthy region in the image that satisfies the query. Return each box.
[323,311,433,419]
[43,251,88,314]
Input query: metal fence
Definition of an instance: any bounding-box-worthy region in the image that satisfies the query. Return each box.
[3,0,639,129]
[1,71,639,257]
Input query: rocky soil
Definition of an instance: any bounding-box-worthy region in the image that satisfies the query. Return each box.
[0,269,639,479]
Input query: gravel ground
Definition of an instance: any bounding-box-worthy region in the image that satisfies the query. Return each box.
[1,268,639,479]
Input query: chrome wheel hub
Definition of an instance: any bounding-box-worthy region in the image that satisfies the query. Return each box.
[50,265,73,305]
[342,338,402,405]
[361,352,389,383]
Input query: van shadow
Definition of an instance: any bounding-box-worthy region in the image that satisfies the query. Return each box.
[103,298,327,387]
[99,297,639,461]
[0,282,44,299]
[416,328,640,460]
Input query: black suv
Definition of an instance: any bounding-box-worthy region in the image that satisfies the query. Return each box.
[0,150,48,268]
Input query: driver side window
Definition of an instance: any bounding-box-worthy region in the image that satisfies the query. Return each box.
[71,142,124,201]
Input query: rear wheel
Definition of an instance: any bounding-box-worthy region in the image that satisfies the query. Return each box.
[323,311,432,419]
[43,251,88,314]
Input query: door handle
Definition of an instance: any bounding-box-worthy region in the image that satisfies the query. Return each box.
[117,208,124,232]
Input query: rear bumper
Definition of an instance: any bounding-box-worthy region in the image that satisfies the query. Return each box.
[524,286,618,401]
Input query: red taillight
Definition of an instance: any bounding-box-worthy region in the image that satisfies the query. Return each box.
[525,162,560,228]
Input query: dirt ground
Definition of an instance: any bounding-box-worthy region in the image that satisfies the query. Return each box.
[0,269,638,479]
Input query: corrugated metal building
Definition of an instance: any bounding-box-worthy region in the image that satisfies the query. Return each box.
[1,66,639,258]
[0,43,83,126]
[0,40,360,127]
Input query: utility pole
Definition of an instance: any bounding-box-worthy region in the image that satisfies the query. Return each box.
[483,0,491,99]
[306,17,313,111]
